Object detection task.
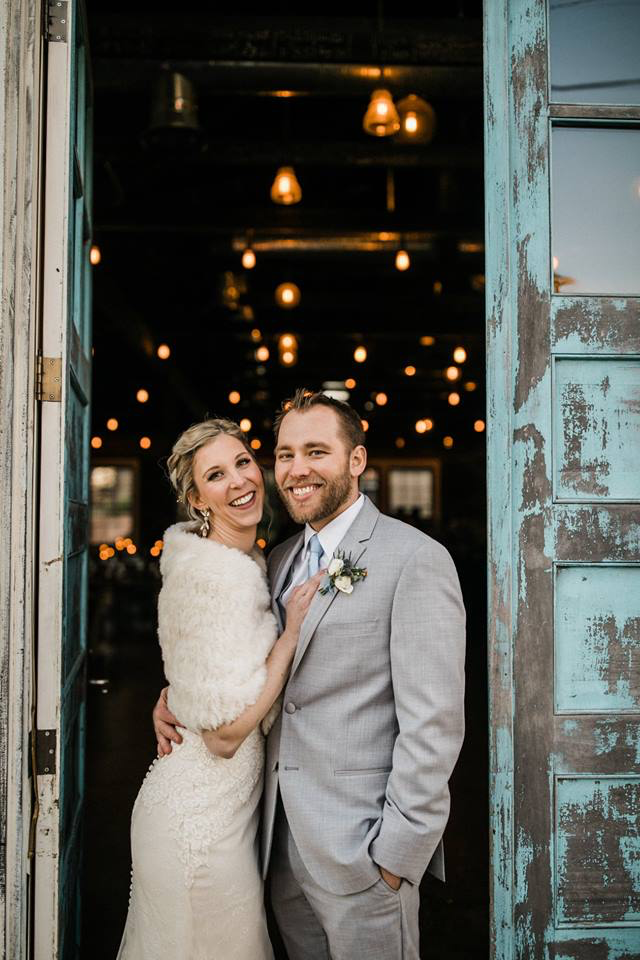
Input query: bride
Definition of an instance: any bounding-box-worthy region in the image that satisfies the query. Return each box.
[117,418,322,960]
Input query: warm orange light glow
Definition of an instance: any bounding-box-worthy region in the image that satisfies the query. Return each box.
[256,345,270,362]
[396,95,436,144]
[280,333,296,349]
[154,540,164,549]
[250,438,262,450]
[157,344,171,359]
[91,436,102,449]
[139,436,151,449]
[415,420,427,434]
[345,378,356,389]
[433,280,443,295]
[242,247,256,269]
[228,390,241,404]
[464,381,478,392]
[256,537,267,549]
[424,419,434,431]
[115,538,126,551]
[474,419,486,433]
[404,365,416,377]
[395,249,410,271]
[90,245,101,265]
[275,282,301,309]
[445,366,460,381]
[354,346,367,363]
[361,419,369,432]
[453,347,467,364]
[126,544,137,555]
[363,89,400,137]
[395,437,406,448]
[448,392,461,406]
[106,418,118,431]
[281,350,296,366]
[405,113,418,133]
[240,418,252,432]
[420,335,435,346]
[375,392,388,406]
[271,166,302,205]
[124,538,132,547]
[150,546,160,557]
[443,436,454,448]
[136,389,149,403]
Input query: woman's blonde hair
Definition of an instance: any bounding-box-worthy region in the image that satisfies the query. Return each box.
[166,418,255,522]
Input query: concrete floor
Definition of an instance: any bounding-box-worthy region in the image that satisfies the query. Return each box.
[81,561,488,959]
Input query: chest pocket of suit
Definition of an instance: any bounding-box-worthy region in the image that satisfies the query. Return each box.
[324,617,380,638]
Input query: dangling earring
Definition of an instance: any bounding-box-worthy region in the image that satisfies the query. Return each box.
[199,507,210,538]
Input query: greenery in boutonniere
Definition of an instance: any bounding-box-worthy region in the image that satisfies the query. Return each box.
[320,550,368,595]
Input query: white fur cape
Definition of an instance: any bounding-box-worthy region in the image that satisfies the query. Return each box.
[158,522,279,734]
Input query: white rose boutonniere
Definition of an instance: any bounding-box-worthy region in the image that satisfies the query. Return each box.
[320,550,367,596]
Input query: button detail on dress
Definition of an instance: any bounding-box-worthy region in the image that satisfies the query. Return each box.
[284,702,297,714]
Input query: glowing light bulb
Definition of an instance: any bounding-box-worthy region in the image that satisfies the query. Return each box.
[395,437,406,449]
[464,381,478,392]
[345,378,356,389]
[106,418,118,431]
[150,546,160,557]
[136,389,149,403]
[424,419,434,431]
[396,95,436,144]
[126,544,137,554]
[281,350,295,366]
[256,345,270,362]
[445,366,460,381]
[361,419,369,432]
[375,392,388,406]
[453,347,467,364]
[250,438,261,450]
[275,282,301,309]
[363,90,400,137]
[415,420,427,434]
[354,346,367,363]
[448,392,461,406]
[251,328,262,342]
[395,249,410,271]
[474,420,486,433]
[228,391,241,404]
[157,344,171,359]
[242,247,256,269]
[404,365,416,377]
[443,436,454,448]
[90,245,101,266]
[91,436,102,449]
[256,538,267,549]
[270,166,302,205]
[420,336,435,347]
[280,334,295,349]
[240,418,252,432]
[140,437,151,449]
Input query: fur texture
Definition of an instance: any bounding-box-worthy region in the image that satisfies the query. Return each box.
[158,523,278,733]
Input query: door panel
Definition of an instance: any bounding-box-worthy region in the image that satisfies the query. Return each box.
[485,1,640,957]
[34,2,92,957]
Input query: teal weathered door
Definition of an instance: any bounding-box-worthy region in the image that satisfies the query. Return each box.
[485,1,640,957]
[34,2,92,957]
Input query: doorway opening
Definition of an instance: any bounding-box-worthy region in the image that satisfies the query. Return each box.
[81,4,487,957]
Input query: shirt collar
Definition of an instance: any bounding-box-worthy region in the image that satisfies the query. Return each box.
[303,493,365,560]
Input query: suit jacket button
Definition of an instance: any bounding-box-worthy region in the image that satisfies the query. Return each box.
[285,702,297,714]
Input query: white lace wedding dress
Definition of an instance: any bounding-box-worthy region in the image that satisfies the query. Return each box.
[117,524,278,960]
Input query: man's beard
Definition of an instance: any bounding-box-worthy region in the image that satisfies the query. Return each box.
[278,469,352,525]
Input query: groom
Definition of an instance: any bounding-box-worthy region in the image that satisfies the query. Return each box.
[155,389,466,959]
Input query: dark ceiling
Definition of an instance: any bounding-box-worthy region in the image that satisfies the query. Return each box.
[87,2,485,465]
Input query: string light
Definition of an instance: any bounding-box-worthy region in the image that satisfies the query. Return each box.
[420,336,435,346]
[361,419,369,432]
[281,350,296,366]
[250,328,262,342]
[375,392,388,406]
[448,392,461,406]
[280,334,296,349]
[415,420,427,434]
[275,282,301,309]
[453,347,467,363]
[395,249,410,271]
[140,437,151,449]
[354,346,367,363]
[474,420,486,433]
[157,344,171,359]
[404,365,416,377]
[464,381,478,392]
[106,418,118,431]
[279,334,298,366]
[433,280,443,295]
[126,543,137,554]
[256,345,270,362]
[345,378,356,389]
[150,546,161,557]
[90,245,101,265]
[136,389,149,403]
[250,438,262,450]
[363,89,400,137]
[240,418,252,432]
[242,247,256,269]
[256,538,267,549]
[271,166,302,205]
[443,436,454,448]
[445,366,460,381]
[395,437,406,449]
[115,538,126,551]
[396,95,436,144]
[91,436,102,449]
[229,391,241,404]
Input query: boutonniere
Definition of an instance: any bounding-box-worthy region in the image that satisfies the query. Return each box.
[320,550,368,596]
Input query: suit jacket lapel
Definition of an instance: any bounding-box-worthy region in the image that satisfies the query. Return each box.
[290,496,379,676]
[269,532,304,630]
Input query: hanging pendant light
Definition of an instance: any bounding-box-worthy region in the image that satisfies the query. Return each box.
[396,95,436,145]
[395,249,410,271]
[271,166,302,205]
[143,72,201,148]
[363,89,400,137]
[242,246,256,269]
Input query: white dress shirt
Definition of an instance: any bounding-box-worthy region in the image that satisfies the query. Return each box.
[280,493,365,606]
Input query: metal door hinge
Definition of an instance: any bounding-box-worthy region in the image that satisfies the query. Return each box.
[47,1,68,42]
[36,356,62,402]
[35,729,57,775]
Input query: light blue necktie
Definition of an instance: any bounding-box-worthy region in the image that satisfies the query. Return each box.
[306,533,323,579]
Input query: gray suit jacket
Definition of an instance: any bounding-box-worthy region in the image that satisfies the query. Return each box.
[262,495,466,895]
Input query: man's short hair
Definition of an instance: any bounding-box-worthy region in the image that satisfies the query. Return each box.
[274,388,366,451]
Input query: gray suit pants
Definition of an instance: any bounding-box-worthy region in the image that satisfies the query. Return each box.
[269,796,420,960]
